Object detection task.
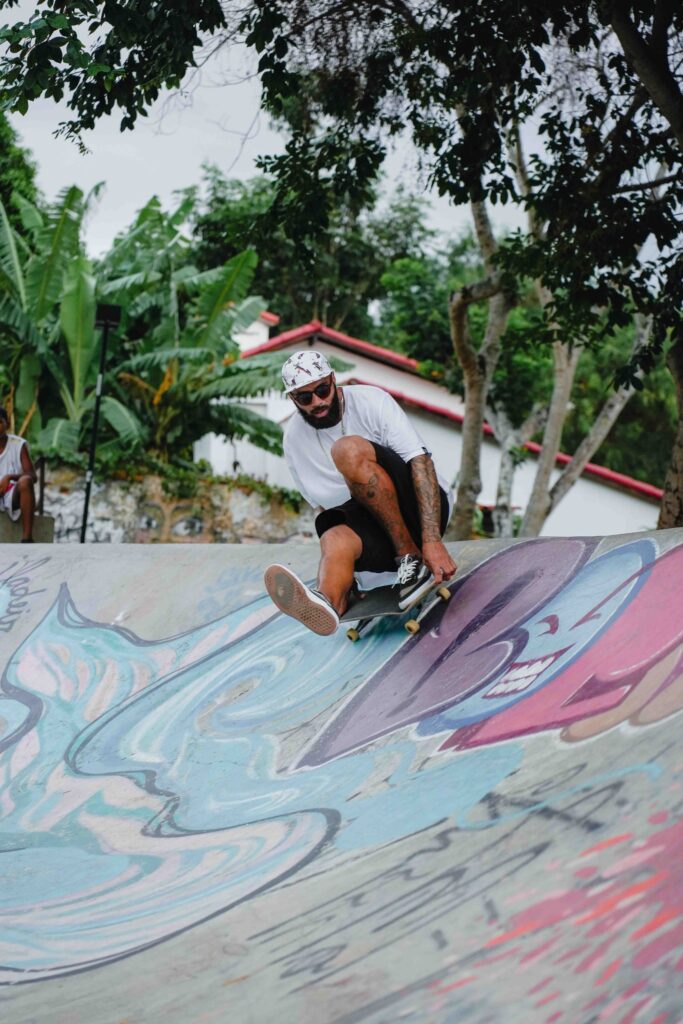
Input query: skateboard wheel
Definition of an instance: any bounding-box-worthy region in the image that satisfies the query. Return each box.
[346,628,361,642]
[438,587,451,602]
[405,619,420,635]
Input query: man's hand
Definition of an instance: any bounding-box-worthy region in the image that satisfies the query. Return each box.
[0,475,11,496]
[421,539,457,584]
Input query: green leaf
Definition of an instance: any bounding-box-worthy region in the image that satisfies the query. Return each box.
[227,295,267,337]
[26,185,83,321]
[11,193,44,242]
[117,346,215,373]
[193,250,258,349]
[15,352,40,423]
[38,417,80,455]
[59,254,96,412]
[100,395,146,446]
[205,401,283,456]
[0,294,44,352]
[0,198,27,310]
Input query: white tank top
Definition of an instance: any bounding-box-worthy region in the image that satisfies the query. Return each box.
[0,434,26,477]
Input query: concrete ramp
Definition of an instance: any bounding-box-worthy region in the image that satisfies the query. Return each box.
[1,531,683,1022]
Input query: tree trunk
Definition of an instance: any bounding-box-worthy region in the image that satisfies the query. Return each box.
[547,315,650,517]
[519,338,581,536]
[489,402,549,538]
[492,432,518,538]
[449,287,512,539]
[658,328,683,527]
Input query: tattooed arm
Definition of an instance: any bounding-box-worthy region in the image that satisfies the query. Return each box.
[410,453,457,583]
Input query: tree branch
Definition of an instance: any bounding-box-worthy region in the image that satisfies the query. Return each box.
[613,172,680,193]
[601,2,683,148]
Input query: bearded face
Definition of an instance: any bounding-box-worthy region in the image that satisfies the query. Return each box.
[294,380,342,430]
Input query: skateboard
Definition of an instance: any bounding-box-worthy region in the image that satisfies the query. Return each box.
[340,580,451,642]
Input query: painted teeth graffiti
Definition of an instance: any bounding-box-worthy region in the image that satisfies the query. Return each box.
[2,532,683,1024]
[484,649,570,697]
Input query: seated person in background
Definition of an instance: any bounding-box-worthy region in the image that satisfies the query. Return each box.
[0,407,37,543]
[265,351,457,636]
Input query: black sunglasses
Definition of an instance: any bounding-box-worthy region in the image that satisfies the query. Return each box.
[291,380,333,406]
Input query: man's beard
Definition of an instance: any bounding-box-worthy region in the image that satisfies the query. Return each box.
[298,386,342,430]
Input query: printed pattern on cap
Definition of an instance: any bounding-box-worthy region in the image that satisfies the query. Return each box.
[282,350,333,393]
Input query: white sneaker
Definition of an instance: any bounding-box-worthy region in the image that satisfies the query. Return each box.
[264,564,339,636]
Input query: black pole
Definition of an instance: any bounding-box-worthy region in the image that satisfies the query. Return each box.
[80,304,121,544]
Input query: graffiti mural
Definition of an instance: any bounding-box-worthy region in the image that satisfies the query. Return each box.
[1,532,683,1023]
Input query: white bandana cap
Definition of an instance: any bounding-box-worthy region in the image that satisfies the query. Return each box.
[281,350,333,393]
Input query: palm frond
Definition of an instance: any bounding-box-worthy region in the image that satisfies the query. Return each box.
[26,186,84,321]
[37,417,81,455]
[100,396,147,447]
[98,268,162,298]
[204,402,284,456]
[0,294,45,351]
[60,255,96,412]
[194,360,284,401]
[0,199,26,310]
[116,346,215,373]
[193,250,258,348]
[12,193,43,243]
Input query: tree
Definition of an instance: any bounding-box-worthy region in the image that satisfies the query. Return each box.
[238,2,683,530]
[0,184,285,468]
[0,114,40,234]
[563,330,677,488]
[95,194,287,464]
[191,168,432,336]
[1,1,681,524]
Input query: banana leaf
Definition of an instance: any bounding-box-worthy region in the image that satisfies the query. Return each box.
[60,254,97,413]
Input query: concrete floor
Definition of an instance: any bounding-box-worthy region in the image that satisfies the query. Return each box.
[1,531,683,1022]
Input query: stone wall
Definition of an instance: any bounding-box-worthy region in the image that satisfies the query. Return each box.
[44,467,317,544]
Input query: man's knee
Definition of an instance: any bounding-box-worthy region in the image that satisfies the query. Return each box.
[17,475,34,495]
[320,523,362,558]
[330,435,374,474]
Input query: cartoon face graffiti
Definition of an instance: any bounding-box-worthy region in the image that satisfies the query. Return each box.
[418,540,654,737]
[301,540,658,765]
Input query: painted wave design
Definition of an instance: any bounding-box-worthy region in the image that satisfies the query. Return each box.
[1,583,522,982]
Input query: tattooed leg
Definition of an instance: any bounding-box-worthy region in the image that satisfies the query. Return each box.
[330,436,420,557]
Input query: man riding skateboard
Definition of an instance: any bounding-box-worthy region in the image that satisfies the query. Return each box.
[265,350,457,636]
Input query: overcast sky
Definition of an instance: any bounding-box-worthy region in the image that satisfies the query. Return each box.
[8,38,525,260]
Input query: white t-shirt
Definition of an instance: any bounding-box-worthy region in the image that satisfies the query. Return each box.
[283,384,452,510]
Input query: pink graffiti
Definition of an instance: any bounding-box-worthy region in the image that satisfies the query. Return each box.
[443,544,683,751]
[474,815,683,1018]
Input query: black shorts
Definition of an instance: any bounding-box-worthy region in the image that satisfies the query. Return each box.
[314,443,451,573]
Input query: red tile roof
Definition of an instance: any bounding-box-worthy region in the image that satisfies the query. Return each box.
[242,319,420,372]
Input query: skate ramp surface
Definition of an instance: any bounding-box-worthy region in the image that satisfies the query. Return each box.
[2,530,683,1022]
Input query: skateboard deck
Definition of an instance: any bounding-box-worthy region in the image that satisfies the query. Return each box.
[340,580,451,641]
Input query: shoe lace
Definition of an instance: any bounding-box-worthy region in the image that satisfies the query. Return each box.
[396,556,419,585]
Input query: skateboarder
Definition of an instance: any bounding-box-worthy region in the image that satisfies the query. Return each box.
[265,350,457,635]
[0,407,37,543]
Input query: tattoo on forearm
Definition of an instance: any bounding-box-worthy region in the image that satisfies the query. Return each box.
[411,454,441,542]
[349,468,416,552]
